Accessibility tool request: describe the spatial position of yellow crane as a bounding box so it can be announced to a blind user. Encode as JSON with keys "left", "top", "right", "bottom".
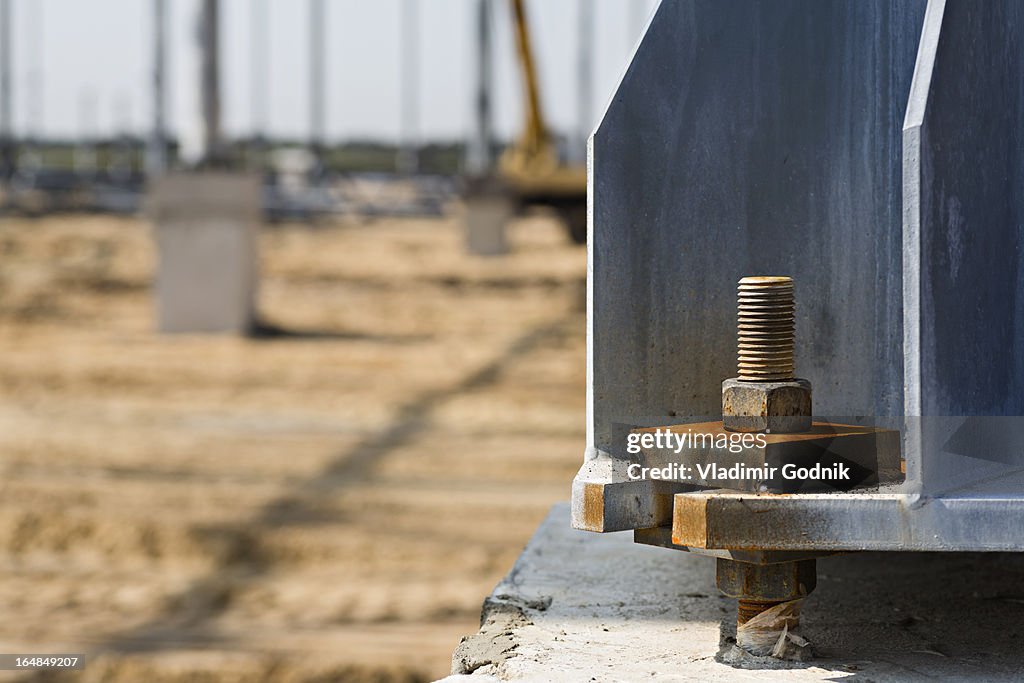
{"left": 499, "top": 0, "right": 587, "bottom": 244}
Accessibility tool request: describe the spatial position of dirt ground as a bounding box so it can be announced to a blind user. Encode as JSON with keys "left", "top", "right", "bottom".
{"left": 0, "top": 210, "right": 586, "bottom": 682}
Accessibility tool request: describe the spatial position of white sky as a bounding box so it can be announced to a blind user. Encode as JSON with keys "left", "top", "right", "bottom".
{"left": 9, "top": 0, "right": 658, "bottom": 143}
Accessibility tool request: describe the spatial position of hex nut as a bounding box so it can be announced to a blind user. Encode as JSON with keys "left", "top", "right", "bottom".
{"left": 716, "top": 558, "right": 817, "bottom": 601}
{"left": 722, "top": 378, "right": 812, "bottom": 433}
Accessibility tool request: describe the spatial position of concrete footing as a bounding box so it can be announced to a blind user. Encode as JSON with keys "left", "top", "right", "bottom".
{"left": 443, "top": 503, "right": 1024, "bottom": 681}
{"left": 147, "top": 171, "right": 261, "bottom": 334}
{"left": 464, "top": 192, "right": 511, "bottom": 256}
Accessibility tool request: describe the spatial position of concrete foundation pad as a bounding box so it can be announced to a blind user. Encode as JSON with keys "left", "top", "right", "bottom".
{"left": 444, "top": 503, "right": 1024, "bottom": 681}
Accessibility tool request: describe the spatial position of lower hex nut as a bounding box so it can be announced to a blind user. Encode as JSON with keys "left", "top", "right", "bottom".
{"left": 716, "top": 558, "right": 817, "bottom": 604}
{"left": 722, "top": 378, "right": 812, "bottom": 433}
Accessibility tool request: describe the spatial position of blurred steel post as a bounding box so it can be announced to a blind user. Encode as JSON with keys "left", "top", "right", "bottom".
{"left": 74, "top": 88, "right": 97, "bottom": 176}
{"left": 250, "top": 0, "right": 268, "bottom": 166}
{"left": 397, "top": 0, "right": 419, "bottom": 175}
{"left": 0, "top": 0, "right": 11, "bottom": 180}
{"left": 147, "top": 0, "right": 167, "bottom": 177}
{"left": 23, "top": 0, "right": 42, "bottom": 173}
{"left": 309, "top": 0, "right": 325, "bottom": 169}
{"left": 575, "top": 0, "right": 593, "bottom": 163}
{"left": 199, "top": 0, "right": 222, "bottom": 165}
{"left": 466, "top": 0, "right": 492, "bottom": 176}
{"left": 462, "top": 0, "right": 507, "bottom": 256}
{"left": 111, "top": 91, "right": 133, "bottom": 182}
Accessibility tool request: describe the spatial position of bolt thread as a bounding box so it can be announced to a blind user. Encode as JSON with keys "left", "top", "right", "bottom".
{"left": 736, "top": 599, "right": 784, "bottom": 625}
{"left": 737, "top": 276, "right": 795, "bottom": 382}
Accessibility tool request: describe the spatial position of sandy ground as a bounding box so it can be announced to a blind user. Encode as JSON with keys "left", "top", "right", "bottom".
{"left": 0, "top": 211, "right": 586, "bottom": 682}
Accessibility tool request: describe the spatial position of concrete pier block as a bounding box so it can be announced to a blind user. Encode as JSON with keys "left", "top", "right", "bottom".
{"left": 464, "top": 196, "right": 510, "bottom": 256}
{"left": 464, "top": 182, "right": 511, "bottom": 256}
{"left": 147, "top": 171, "right": 261, "bottom": 334}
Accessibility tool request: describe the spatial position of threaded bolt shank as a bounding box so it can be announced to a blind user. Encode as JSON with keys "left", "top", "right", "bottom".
{"left": 737, "top": 276, "right": 795, "bottom": 382}
{"left": 736, "top": 598, "right": 784, "bottom": 625}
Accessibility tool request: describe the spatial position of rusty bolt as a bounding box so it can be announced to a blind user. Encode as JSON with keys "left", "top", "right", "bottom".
{"left": 723, "top": 276, "right": 812, "bottom": 434}
{"left": 718, "top": 278, "right": 817, "bottom": 634}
